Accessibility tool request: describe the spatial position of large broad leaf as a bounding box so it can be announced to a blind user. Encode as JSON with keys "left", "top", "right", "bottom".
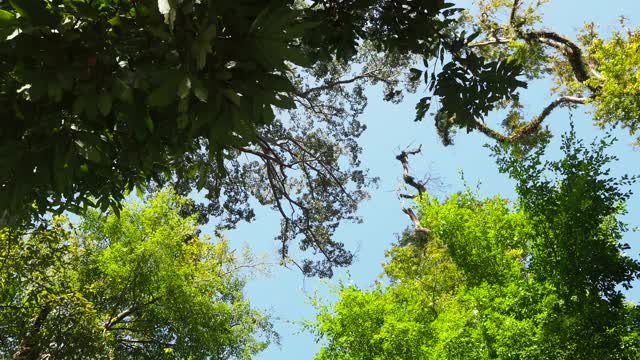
{"left": 9, "top": 0, "right": 56, "bottom": 26}
{"left": 147, "top": 72, "right": 182, "bottom": 107}
{"left": 192, "top": 23, "right": 217, "bottom": 70}
{"left": 0, "top": 9, "right": 16, "bottom": 26}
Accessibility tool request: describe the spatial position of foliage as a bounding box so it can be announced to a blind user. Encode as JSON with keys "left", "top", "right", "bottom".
{"left": 584, "top": 30, "right": 640, "bottom": 143}
{"left": 409, "top": 0, "right": 640, "bottom": 146}
{"left": 307, "top": 129, "right": 640, "bottom": 359}
{"left": 0, "top": 0, "right": 467, "bottom": 276}
{"left": 1, "top": 0, "right": 305, "bottom": 222}
{"left": 4, "top": 0, "right": 637, "bottom": 276}
{"left": 0, "top": 190, "right": 275, "bottom": 359}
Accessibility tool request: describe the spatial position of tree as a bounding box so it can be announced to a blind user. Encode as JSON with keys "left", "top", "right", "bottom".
{"left": 306, "top": 128, "right": 640, "bottom": 359}
{"left": 0, "top": 190, "right": 276, "bottom": 359}
{"left": 0, "top": 0, "right": 465, "bottom": 276}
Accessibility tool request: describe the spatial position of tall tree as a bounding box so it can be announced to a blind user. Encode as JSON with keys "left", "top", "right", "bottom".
{"left": 306, "top": 128, "right": 640, "bottom": 359}
{"left": 0, "top": 190, "right": 275, "bottom": 359}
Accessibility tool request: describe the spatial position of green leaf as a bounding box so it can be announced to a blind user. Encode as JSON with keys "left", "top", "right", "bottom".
{"left": 108, "top": 16, "right": 121, "bottom": 27}
{"left": 281, "top": 46, "right": 313, "bottom": 67}
{"left": 113, "top": 78, "right": 133, "bottom": 103}
{"left": 147, "top": 71, "right": 182, "bottom": 107}
{"left": 272, "top": 95, "right": 295, "bottom": 109}
{"left": 409, "top": 68, "right": 423, "bottom": 82}
{"left": 97, "top": 94, "right": 112, "bottom": 116}
{"left": 75, "top": 140, "right": 102, "bottom": 163}
{"left": 222, "top": 89, "right": 241, "bottom": 107}
{"left": 145, "top": 116, "right": 155, "bottom": 132}
{"left": 196, "top": 170, "right": 208, "bottom": 190}
{"left": 177, "top": 76, "right": 191, "bottom": 99}
{"left": 191, "top": 24, "right": 217, "bottom": 70}
{"left": 9, "top": 0, "right": 56, "bottom": 26}
{"left": 148, "top": 84, "right": 175, "bottom": 107}
{"left": 268, "top": 74, "right": 295, "bottom": 92}
{"left": 0, "top": 9, "right": 16, "bottom": 26}
{"left": 285, "top": 20, "right": 322, "bottom": 37}
{"left": 193, "top": 79, "right": 208, "bottom": 102}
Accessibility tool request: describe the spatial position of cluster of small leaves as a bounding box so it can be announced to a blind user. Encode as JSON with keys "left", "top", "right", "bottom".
{"left": 493, "top": 126, "right": 640, "bottom": 299}
{"left": 308, "top": 130, "right": 640, "bottom": 359}
{"left": 416, "top": 46, "right": 528, "bottom": 145}
{"left": 0, "top": 190, "right": 275, "bottom": 359}
{"left": 301, "top": 0, "right": 459, "bottom": 61}
{"left": 471, "top": 0, "right": 552, "bottom": 78}
{"left": 585, "top": 31, "right": 640, "bottom": 143}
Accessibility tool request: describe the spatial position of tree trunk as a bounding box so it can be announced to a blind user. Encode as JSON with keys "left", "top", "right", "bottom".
{"left": 12, "top": 305, "right": 50, "bottom": 360}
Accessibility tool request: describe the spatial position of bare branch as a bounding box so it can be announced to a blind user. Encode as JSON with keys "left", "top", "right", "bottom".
{"left": 104, "top": 297, "right": 160, "bottom": 331}
{"left": 469, "top": 38, "right": 511, "bottom": 48}
{"left": 395, "top": 147, "right": 432, "bottom": 237}
{"left": 235, "top": 146, "right": 284, "bottom": 166}
{"left": 402, "top": 207, "right": 431, "bottom": 237}
{"left": 503, "top": 0, "right": 597, "bottom": 89}
{"left": 298, "top": 71, "right": 392, "bottom": 97}
{"left": 395, "top": 146, "right": 426, "bottom": 196}
{"left": 118, "top": 339, "right": 176, "bottom": 347}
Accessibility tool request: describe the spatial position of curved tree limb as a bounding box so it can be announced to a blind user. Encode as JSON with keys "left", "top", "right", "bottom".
{"left": 468, "top": 38, "right": 511, "bottom": 48}
{"left": 521, "top": 30, "right": 593, "bottom": 86}
{"left": 474, "top": 96, "right": 589, "bottom": 142}
{"left": 475, "top": 1, "right": 598, "bottom": 89}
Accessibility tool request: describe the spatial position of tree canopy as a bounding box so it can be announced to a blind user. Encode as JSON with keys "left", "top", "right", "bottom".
{"left": 3, "top": 0, "right": 640, "bottom": 276}
{"left": 414, "top": 0, "right": 640, "bottom": 146}
{"left": 0, "top": 190, "right": 275, "bottom": 359}
{"left": 306, "top": 128, "right": 640, "bottom": 359}
{"left": 0, "top": 0, "right": 467, "bottom": 275}
{"left": 2, "top": 0, "right": 640, "bottom": 357}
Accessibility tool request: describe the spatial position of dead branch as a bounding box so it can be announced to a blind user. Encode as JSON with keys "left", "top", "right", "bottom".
{"left": 395, "top": 146, "right": 426, "bottom": 196}
{"left": 395, "top": 146, "right": 431, "bottom": 237}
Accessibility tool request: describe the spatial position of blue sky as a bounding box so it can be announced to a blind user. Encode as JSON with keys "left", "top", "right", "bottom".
{"left": 220, "top": 1, "right": 640, "bottom": 358}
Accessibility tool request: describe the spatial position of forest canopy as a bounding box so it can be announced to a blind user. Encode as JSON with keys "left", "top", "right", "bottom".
{"left": 3, "top": 0, "right": 640, "bottom": 275}
{"left": 2, "top": 0, "right": 640, "bottom": 358}
{"left": 306, "top": 129, "right": 640, "bottom": 359}
{"left": 1, "top": 190, "right": 275, "bottom": 359}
